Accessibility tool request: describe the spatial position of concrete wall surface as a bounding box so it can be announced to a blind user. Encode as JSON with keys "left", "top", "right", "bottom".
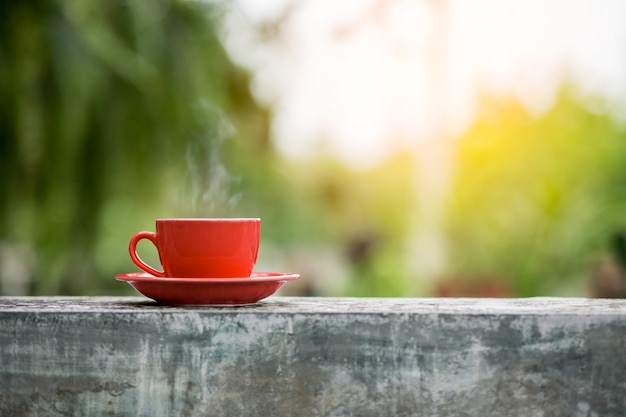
{"left": 0, "top": 296, "right": 625, "bottom": 417}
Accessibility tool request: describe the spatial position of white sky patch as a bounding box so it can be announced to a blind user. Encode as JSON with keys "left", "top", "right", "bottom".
{"left": 220, "top": 0, "right": 626, "bottom": 167}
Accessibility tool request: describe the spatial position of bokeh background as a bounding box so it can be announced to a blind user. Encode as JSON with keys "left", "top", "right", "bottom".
{"left": 2, "top": 0, "right": 626, "bottom": 298}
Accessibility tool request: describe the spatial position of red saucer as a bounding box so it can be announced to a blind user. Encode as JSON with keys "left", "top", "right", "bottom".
{"left": 115, "top": 272, "right": 300, "bottom": 306}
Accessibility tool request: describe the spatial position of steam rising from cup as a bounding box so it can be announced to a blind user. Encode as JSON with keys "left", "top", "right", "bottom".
{"left": 178, "top": 100, "right": 241, "bottom": 216}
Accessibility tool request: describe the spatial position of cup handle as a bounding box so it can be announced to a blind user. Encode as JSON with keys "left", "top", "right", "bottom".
{"left": 129, "top": 231, "right": 165, "bottom": 277}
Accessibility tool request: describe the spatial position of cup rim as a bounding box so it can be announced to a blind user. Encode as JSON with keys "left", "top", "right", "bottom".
{"left": 156, "top": 218, "right": 260, "bottom": 222}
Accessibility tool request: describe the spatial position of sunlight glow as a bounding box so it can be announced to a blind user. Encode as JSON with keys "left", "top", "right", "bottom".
{"left": 222, "top": 0, "right": 626, "bottom": 167}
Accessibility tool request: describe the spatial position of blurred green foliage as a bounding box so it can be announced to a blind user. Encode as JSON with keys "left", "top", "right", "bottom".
{"left": 1, "top": 1, "right": 625, "bottom": 298}
{"left": 445, "top": 88, "right": 626, "bottom": 296}
{"left": 0, "top": 0, "right": 297, "bottom": 294}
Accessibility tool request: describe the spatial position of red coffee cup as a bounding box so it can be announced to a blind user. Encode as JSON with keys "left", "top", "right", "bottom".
{"left": 129, "top": 218, "right": 260, "bottom": 278}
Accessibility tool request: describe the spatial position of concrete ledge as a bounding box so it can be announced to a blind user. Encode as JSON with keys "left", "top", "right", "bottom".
{"left": 1, "top": 296, "right": 625, "bottom": 416}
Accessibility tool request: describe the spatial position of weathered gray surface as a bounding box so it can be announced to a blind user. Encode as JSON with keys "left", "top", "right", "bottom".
{"left": 1, "top": 296, "right": 625, "bottom": 417}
